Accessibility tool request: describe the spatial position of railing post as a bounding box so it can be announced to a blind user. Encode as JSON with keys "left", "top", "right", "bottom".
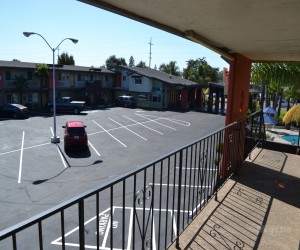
{"left": 176, "top": 150, "right": 183, "bottom": 249}
{"left": 78, "top": 200, "right": 85, "bottom": 250}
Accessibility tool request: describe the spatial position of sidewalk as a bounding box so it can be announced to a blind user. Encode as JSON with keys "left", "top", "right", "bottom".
{"left": 169, "top": 148, "right": 300, "bottom": 250}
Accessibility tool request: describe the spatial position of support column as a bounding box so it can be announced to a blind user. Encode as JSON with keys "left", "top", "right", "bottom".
{"left": 222, "top": 53, "right": 252, "bottom": 179}
{"left": 181, "top": 88, "right": 188, "bottom": 109}
{"left": 225, "top": 54, "right": 252, "bottom": 125}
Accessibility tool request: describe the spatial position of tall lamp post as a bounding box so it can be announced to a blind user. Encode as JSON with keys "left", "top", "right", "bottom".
{"left": 23, "top": 32, "right": 78, "bottom": 143}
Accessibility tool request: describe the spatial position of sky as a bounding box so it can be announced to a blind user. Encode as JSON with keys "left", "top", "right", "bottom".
{"left": 1, "top": 0, "right": 229, "bottom": 72}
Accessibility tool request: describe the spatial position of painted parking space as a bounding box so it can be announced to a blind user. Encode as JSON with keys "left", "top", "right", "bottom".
{"left": 0, "top": 109, "right": 225, "bottom": 232}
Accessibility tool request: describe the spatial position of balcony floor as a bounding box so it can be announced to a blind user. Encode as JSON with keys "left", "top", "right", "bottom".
{"left": 169, "top": 148, "right": 300, "bottom": 250}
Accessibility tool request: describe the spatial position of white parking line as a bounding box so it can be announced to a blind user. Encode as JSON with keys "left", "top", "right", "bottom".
{"left": 17, "top": 131, "right": 25, "bottom": 184}
{"left": 176, "top": 167, "right": 217, "bottom": 171}
{"left": 139, "top": 114, "right": 191, "bottom": 127}
{"left": 50, "top": 126, "right": 54, "bottom": 136}
{"left": 150, "top": 183, "right": 212, "bottom": 188}
{"left": 88, "top": 140, "right": 101, "bottom": 156}
{"left": 109, "top": 117, "right": 147, "bottom": 141}
{"left": 0, "top": 142, "right": 50, "bottom": 156}
{"left": 136, "top": 114, "right": 177, "bottom": 130}
{"left": 93, "top": 120, "right": 127, "bottom": 147}
{"left": 56, "top": 144, "right": 68, "bottom": 168}
{"left": 123, "top": 115, "right": 164, "bottom": 135}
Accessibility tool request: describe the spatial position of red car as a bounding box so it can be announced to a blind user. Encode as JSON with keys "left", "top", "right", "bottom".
{"left": 62, "top": 121, "right": 88, "bottom": 150}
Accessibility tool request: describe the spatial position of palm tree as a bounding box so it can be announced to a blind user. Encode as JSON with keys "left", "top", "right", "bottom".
{"left": 13, "top": 75, "right": 28, "bottom": 104}
{"left": 251, "top": 62, "right": 300, "bottom": 115}
{"left": 159, "top": 61, "right": 181, "bottom": 76}
{"left": 34, "top": 64, "right": 49, "bottom": 108}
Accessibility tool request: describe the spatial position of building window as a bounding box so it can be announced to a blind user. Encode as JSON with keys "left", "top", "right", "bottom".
{"left": 152, "top": 95, "right": 161, "bottom": 103}
{"left": 123, "top": 76, "right": 126, "bottom": 81}
{"left": 25, "top": 93, "right": 38, "bottom": 103}
{"left": 6, "top": 94, "right": 18, "bottom": 103}
{"left": 134, "top": 78, "right": 142, "bottom": 84}
{"left": 5, "top": 71, "right": 11, "bottom": 80}
{"left": 90, "top": 75, "right": 94, "bottom": 82}
{"left": 78, "top": 74, "right": 81, "bottom": 81}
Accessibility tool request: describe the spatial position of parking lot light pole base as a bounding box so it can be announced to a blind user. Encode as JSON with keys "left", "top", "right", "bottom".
{"left": 51, "top": 136, "right": 60, "bottom": 144}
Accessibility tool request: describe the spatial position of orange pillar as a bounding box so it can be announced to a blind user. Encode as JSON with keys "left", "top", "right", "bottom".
{"left": 225, "top": 54, "right": 252, "bottom": 125}
{"left": 222, "top": 54, "right": 252, "bottom": 178}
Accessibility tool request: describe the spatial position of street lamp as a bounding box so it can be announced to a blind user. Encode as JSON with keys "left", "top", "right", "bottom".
{"left": 23, "top": 32, "right": 78, "bottom": 143}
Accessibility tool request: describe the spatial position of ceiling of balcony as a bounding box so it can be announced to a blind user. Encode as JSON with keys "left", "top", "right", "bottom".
{"left": 78, "top": 0, "right": 300, "bottom": 63}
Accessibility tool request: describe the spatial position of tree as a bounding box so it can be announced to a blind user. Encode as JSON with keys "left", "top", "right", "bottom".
{"left": 136, "top": 61, "right": 147, "bottom": 68}
{"left": 34, "top": 64, "right": 49, "bottom": 108}
{"left": 159, "top": 61, "right": 181, "bottom": 76}
{"left": 251, "top": 62, "right": 300, "bottom": 114}
{"left": 58, "top": 52, "right": 75, "bottom": 65}
{"left": 182, "top": 57, "right": 219, "bottom": 83}
{"left": 129, "top": 56, "right": 135, "bottom": 67}
{"left": 13, "top": 75, "right": 28, "bottom": 104}
{"left": 105, "top": 55, "right": 127, "bottom": 69}
{"left": 12, "top": 59, "right": 20, "bottom": 62}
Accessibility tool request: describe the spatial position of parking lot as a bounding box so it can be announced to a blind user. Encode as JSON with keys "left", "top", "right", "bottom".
{"left": 0, "top": 107, "right": 225, "bottom": 232}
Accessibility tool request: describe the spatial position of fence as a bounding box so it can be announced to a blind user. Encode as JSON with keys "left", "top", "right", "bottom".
{"left": 0, "top": 111, "right": 264, "bottom": 250}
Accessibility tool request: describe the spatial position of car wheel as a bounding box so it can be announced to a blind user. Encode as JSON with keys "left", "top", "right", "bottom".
{"left": 124, "top": 103, "right": 128, "bottom": 108}
{"left": 74, "top": 108, "right": 79, "bottom": 114}
{"left": 13, "top": 113, "right": 18, "bottom": 119}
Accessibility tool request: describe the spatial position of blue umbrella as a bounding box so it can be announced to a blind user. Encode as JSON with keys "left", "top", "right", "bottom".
{"left": 263, "top": 106, "right": 277, "bottom": 115}
{"left": 256, "top": 114, "right": 277, "bottom": 125}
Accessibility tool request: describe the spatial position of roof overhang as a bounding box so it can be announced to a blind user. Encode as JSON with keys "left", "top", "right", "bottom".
{"left": 78, "top": 0, "right": 300, "bottom": 63}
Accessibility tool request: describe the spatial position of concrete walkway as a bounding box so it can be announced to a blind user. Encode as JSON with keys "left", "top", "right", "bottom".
{"left": 169, "top": 148, "right": 300, "bottom": 250}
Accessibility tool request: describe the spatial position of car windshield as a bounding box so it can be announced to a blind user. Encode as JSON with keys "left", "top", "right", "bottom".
{"left": 68, "top": 127, "right": 85, "bottom": 135}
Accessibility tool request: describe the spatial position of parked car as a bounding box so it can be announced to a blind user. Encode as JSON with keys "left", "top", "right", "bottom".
{"left": 49, "top": 97, "right": 86, "bottom": 114}
{"left": 0, "top": 103, "right": 29, "bottom": 119}
{"left": 115, "top": 95, "right": 136, "bottom": 108}
{"left": 62, "top": 121, "right": 88, "bottom": 151}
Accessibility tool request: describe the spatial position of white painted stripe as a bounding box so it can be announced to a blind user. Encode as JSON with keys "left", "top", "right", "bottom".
{"left": 109, "top": 117, "right": 147, "bottom": 141}
{"left": 150, "top": 183, "right": 211, "bottom": 188}
{"left": 56, "top": 144, "right": 68, "bottom": 168}
{"left": 102, "top": 207, "right": 114, "bottom": 248}
{"left": 50, "top": 126, "right": 54, "bottom": 136}
{"left": 123, "top": 115, "right": 164, "bottom": 135}
{"left": 140, "top": 114, "right": 190, "bottom": 127}
{"left": 127, "top": 208, "right": 133, "bottom": 250}
{"left": 176, "top": 167, "right": 217, "bottom": 171}
{"left": 93, "top": 120, "right": 127, "bottom": 147}
{"left": 189, "top": 199, "right": 206, "bottom": 218}
{"left": 88, "top": 140, "right": 101, "bottom": 156}
{"left": 0, "top": 142, "right": 50, "bottom": 156}
{"left": 17, "top": 131, "right": 25, "bottom": 184}
{"left": 171, "top": 211, "right": 177, "bottom": 236}
{"left": 136, "top": 113, "right": 176, "bottom": 130}
{"left": 152, "top": 212, "right": 157, "bottom": 250}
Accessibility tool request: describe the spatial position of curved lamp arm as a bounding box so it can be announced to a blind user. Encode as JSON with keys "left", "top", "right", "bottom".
{"left": 23, "top": 32, "right": 78, "bottom": 52}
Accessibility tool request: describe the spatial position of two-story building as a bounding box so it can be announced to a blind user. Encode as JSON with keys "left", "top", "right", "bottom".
{"left": 0, "top": 60, "right": 216, "bottom": 111}
{"left": 0, "top": 60, "right": 115, "bottom": 109}
{"left": 114, "top": 65, "right": 205, "bottom": 110}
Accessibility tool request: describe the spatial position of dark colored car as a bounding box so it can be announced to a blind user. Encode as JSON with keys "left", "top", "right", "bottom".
{"left": 0, "top": 103, "right": 29, "bottom": 119}
{"left": 115, "top": 95, "right": 136, "bottom": 108}
{"left": 62, "top": 121, "right": 88, "bottom": 151}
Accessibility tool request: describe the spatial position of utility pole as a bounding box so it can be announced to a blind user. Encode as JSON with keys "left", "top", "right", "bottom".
{"left": 149, "top": 38, "right": 153, "bottom": 68}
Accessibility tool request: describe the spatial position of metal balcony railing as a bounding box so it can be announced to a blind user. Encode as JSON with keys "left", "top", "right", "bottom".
{"left": 0, "top": 111, "right": 265, "bottom": 250}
